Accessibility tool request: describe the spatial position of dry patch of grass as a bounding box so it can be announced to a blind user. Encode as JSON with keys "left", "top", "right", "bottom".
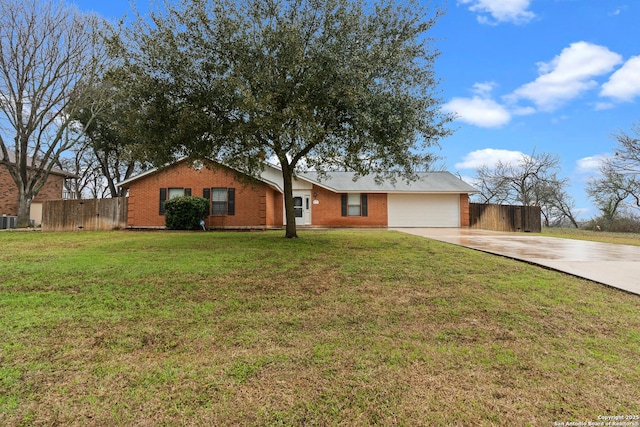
{"left": 1, "top": 230, "right": 639, "bottom": 425}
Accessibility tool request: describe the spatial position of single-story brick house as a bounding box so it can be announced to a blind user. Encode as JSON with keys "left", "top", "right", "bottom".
{"left": 0, "top": 152, "right": 72, "bottom": 226}
{"left": 117, "top": 158, "right": 478, "bottom": 229}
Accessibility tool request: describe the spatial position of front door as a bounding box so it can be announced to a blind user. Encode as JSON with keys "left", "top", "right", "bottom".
{"left": 293, "top": 194, "right": 311, "bottom": 225}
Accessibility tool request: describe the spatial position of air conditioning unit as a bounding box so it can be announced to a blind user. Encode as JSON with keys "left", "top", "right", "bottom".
{"left": 0, "top": 216, "right": 18, "bottom": 229}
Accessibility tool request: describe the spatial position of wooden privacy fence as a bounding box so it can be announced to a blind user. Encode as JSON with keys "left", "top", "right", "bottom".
{"left": 42, "top": 197, "right": 127, "bottom": 232}
{"left": 469, "top": 203, "right": 541, "bottom": 233}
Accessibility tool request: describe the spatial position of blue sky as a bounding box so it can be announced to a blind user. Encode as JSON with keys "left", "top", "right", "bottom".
{"left": 73, "top": 0, "right": 640, "bottom": 219}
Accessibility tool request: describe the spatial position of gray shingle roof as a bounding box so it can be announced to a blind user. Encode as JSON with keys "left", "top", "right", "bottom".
{"left": 298, "top": 171, "right": 478, "bottom": 193}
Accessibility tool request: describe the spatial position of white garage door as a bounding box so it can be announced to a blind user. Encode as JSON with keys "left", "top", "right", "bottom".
{"left": 388, "top": 194, "right": 460, "bottom": 227}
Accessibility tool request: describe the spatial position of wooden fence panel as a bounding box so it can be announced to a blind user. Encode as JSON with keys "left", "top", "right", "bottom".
{"left": 469, "top": 203, "right": 541, "bottom": 233}
{"left": 42, "top": 197, "right": 127, "bottom": 232}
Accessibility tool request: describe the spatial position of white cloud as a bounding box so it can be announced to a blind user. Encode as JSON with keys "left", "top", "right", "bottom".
{"left": 444, "top": 82, "right": 512, "bottom": 128}
{"left": 511, "top": 106, "right": 536, "bottom": 116}
{"left": 509, "top": 42, "right": 623, "bottom": 111}
{"left": 458, "top": 0, "right": 535, "bottom": 25}
{"left": 608, "top": 6, "right": 627, "bottom": 16}
{"left": 471, "top": 81, "right": 498, "bottom": 97}
{"left": 594, "top": 102, "right": 615, "bottom": 111}
{"left": 455, "top": 148, "right": 525, "bottom": 170}
{"left": 576, "top": 154, "right": 609, "bottom": 174}
{"left": 443, "top": 97, "right": 511, "bottom": 128}
{"left": 550, "top": 115, "right": 569, "bottom": 124}
{"left": 600, "top": 56, "right": 640, "bottom": 102}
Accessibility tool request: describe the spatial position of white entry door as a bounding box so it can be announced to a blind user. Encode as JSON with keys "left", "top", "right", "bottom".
{"left": 293, "top": 194, "right": 312, "bottom": 225}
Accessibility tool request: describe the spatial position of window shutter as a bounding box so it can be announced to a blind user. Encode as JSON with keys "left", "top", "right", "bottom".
{"left": 227, "top": 188, "right": 235, "bottom": 215}
{"left": 159, "top": 188, "right": 167, "bottom": 214}
{"left": 203, "top": 188, "right": 211, "bottom": 215}
{"left": 361, "top": 194, "right": 368, "bottom": 217}
{"left": 184, "top": 188, "right": 192, "bottom": 196}
{"left": 341, "top": 194, "right": 347, "bottom": 217}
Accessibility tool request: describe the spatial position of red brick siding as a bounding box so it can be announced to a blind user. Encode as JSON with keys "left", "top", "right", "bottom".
{"left": 460, "top": 194, "right": 470, "bottom": 227}
{"left": 310, "top": 185, "right": 387, "bottom": 227}
{"left": 34, "top": 175, "right": 65, "bottom": 202}
{"left": 265, "top": 187, "right": 284, "bottom": 227}
{"left": 1, "top": 165, "right": 64, "bottom": 215}
{"left": 124, "top": 160, "right": 280, "bottom": 228}
{"left": 0, "top": 166, "right": 17, "bottom": 215}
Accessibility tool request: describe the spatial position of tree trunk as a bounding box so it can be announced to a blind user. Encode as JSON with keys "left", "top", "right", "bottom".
{"left": 541, "top": 209, "right": 550, "bottom": 228}
{"left": 281, "top": 165, "right": 298, "bottom": 238}
{"left": 16, "top": 187, "right": 33, "bottom": 228}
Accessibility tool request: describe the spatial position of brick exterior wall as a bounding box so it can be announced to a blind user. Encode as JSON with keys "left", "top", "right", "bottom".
{"left": 0, "top": 164, "right": 65, "bottom": 216}
{"left": 265, "top": 187, "right": 283, "bottom": 227}
{"left": 310, "top": 185, "right": 387, "bottom": 227}
{"left": 459, "top": 193, "right": 470, "bottom": 227}
{"left": 123, "top": 159, "right": 283, "bottom": 229}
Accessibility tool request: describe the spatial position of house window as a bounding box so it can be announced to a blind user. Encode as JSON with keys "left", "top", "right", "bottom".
{"left": 169, "top": 188, "right": 187, "bottom": 199}
{"left": 159, "top": 187, "right": 191, "bottom": 214}
{"left": 341, "top": 193, "right": 368, "bottom": 217}
{"left": 211, "top": 188, "right": 228, "bottom": 215}
{"left": 202, "top": 187, "right": 235, "bottom": 216}
{"left": 293, "top": 196, "right": 303, "bottom": 218}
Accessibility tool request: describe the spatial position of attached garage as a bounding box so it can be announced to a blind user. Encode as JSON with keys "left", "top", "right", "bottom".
{"left": 388, "top": 193, "right": 461, "bottom": 227}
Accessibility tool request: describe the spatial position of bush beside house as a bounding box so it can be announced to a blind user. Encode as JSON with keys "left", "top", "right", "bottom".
{"left": 164, "top": 196, "right": 209, "bottom": 230}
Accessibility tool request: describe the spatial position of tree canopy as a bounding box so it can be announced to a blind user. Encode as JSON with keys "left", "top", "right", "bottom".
{"left": 117, "top": 0, "right": 452, "bottom": 237}
{"left": 73, "top": 76, "right": 146, "bottom": 198}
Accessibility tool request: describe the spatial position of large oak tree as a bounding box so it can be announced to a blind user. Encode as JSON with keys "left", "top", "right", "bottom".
{"left": 118, "top": 0, "right": 452, "bottom": 237}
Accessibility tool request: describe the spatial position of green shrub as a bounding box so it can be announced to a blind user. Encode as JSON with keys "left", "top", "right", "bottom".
{"left": 164, "top": 196, "right": 209, "bottom": 230}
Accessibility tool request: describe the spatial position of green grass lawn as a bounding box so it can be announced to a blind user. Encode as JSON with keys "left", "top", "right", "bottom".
{"left": 1, "top": 230, "right": 639, "bottom": 426}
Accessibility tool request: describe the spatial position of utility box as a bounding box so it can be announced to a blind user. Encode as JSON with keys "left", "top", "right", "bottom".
{"left": 0, "top": 216, "right": 18, "bottom": 229}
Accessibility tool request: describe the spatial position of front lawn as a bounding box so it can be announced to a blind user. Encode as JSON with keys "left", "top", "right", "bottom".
{"left": 1, "top": 230, "right": 638, "bottom": 425}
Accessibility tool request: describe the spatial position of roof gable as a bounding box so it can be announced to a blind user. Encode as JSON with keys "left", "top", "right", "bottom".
{"left": 117, "top": 158, "right": 285, "bottom": 192}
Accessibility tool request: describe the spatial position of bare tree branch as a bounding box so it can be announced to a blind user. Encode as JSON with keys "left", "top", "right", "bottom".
{"left": 0, "top": 0, "right": 113, "bottom": 226}
{"left": 473, "top": 151, "right": 578, "bottom": 227}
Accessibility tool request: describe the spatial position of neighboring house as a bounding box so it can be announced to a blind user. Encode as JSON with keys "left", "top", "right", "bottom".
{"left": 0, "top": 152, "right": 73, "bottom": 226}
{"left": 117, "top": 158, "right": 478, "bottom": 229}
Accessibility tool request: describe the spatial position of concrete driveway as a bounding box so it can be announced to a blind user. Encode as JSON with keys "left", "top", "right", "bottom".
{"left": 392, "top": 228, "right": 640, "bottom": 296}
